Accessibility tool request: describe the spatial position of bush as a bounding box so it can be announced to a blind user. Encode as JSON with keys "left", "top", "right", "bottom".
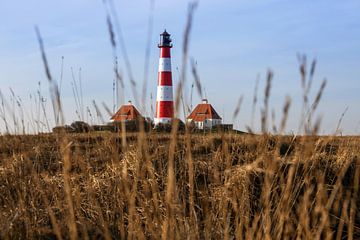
{"left": 52, "top": 125, "right": 74, "bottom": 133}
{"left": 70, "top": 121, "right": 91, "bottom": 133}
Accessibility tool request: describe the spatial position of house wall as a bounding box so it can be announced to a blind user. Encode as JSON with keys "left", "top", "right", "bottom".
{"left": 194, "top": 118, "right": 222, "bottom": 130}
{"left": 204, "top": 119, "right": 212, "bottom": 129}
{"left": 195, "top": 121, "right": 203, "bottom": 129}
{"left": 208, "top": 119, "right": 222, "bottom": 128}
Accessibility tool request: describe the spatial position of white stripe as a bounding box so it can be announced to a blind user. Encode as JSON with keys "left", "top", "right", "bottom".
{"left": 156, "top": 86, "right": 173, "bottom": 101}
{"left": 158, "top": 58, "right": 172, "bottom": 72}
{"left": 154, "top": 117, "right": 172, "bottom": 125}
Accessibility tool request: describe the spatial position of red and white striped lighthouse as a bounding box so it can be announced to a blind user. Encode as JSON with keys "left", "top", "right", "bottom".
{"left": 155, "top": 30, "right": 174, "bottom": 125}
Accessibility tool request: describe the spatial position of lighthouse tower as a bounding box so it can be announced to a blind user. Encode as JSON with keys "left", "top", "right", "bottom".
{"left": 154, "top": 30, "right": 174, "bottom": 125}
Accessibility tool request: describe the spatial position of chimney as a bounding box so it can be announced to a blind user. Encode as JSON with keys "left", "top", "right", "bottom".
{"left": 202, "top": 99, "right": 208, "bottom": 104}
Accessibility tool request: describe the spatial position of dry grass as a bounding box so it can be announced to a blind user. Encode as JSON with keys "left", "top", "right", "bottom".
{"left": 1, "top": 2, "right": 358, "bottom": 239}
{"left": 0, "top": 132, "right": 359, "bottom": 239}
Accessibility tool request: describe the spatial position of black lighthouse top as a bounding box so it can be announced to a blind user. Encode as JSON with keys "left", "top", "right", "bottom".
{"left": 158, "top": 30, "right": 172, "bottom": 48}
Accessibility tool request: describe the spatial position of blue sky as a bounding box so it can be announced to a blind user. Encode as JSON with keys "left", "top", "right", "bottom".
{"left": 0, "top": 0, "right": 359, "bottom": 134}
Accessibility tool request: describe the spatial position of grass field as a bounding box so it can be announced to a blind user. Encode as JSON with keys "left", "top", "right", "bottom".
{"left": 0, "top": 132, "right": 359, "bottom": 239}
{"left": 1, "top": 2, "right": 359, "bottom": 239}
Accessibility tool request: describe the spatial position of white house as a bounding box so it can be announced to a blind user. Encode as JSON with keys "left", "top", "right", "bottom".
{"left": 187, "top": 99, "right": 222, "bottom": 129}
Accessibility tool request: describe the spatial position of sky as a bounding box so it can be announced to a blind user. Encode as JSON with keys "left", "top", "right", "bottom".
{"left": 0, "top": 0, "right": 359, "bottom": 135}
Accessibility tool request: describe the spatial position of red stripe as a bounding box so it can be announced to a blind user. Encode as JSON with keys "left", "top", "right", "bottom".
{"left": 158, "top": 72, "right": 173, "bottom": 86}
{"left": 156, "top": 101, "right": 174, "bottom": 118}
{"left": 160, "top": 48, "right": 171, "bottom": 58}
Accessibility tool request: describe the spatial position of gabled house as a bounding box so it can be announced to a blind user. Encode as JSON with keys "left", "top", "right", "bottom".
{"left": 110, "top": 101, "right": 143, "bottom": 122}
{"left": 187, "top": 99, "right": 222, "bottom": 129}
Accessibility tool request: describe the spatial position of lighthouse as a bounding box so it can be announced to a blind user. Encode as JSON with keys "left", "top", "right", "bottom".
{"left": 154, "top": 30, "right": 174, "bottom": 125}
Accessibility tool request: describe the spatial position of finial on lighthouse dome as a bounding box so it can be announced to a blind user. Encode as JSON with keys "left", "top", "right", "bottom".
{"left": 158, "top": 29, "right": 172, "bottom": 48}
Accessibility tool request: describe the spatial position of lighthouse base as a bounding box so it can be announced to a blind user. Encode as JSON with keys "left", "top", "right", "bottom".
{"left": 154, "top": 117, "right": 172, "bottom": 125}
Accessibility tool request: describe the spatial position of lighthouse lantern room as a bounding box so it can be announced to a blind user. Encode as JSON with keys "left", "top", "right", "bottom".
{"left": 158, "top": 30, "right": 172, "bottom": 47}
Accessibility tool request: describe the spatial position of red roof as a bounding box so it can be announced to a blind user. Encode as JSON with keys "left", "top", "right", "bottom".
{"left": 111, "top": 103, "right": 143, "bottom": 122}
{"left": 187, "top": 101, "right": 222, "bottom": 122}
